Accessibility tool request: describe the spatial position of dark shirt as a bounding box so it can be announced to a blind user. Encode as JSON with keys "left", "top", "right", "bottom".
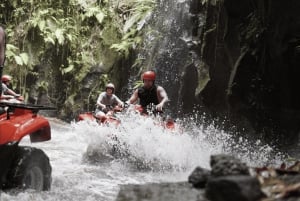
{"left": 137, "top": 85, "right": 159, "bottom": 110}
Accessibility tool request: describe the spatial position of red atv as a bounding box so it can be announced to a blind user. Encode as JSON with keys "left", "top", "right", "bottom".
{"left": 78, "top": 105, "right": 123, "bottom": 127}
{"left": 0, "top": 102, "right": 55, "bottom": 191}
{"left": 78, "top": 104, "right": 177, "bottom": 130}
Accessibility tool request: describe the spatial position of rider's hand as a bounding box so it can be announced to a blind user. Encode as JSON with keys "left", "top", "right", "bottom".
{"left": 17, "top": 96, "right": 24, "bottom": 101}
{"left": 119, "top": 102, "right": 124, "bottom": 108}
{"left": 155, "top": 103, "right": 163, "bottom": 112}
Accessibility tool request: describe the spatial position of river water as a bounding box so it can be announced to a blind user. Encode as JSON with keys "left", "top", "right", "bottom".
{"left": 0, "top": 111, "right": 283, "bottom": 201}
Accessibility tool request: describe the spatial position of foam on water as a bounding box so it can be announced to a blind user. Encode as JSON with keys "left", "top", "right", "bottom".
{"left": 0, "top": 113, "right": 283, "bottom": 201}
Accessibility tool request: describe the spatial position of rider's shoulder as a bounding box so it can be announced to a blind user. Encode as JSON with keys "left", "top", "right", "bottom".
{"left": 156, "top": 85, "right": 165, "bottom": 91}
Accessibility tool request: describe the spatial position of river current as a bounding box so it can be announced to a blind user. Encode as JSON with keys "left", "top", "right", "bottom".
{"left": 0, "top": 111, "right": 282, "bottom": 201}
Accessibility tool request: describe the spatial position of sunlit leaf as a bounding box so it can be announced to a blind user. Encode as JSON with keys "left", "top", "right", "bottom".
{"left": 124, "top": 13, "right": 141, "bottom": 33}
{"left": 6, "top": 44, "right": 19, "bottom": 51}
{"left": 96, "top": 12, "right": 105, "bottom": 23}
{"left": 66, "top": 34, "right": 73, "bottom": 42}
{"left": 137, "top": 11, "right": 151, "bottom": 30}
{"left": 62, "top": 64, "right": 74, "bottom": 74}
{"left": 14, "top": 55, "right": 23, "bottom": 65}
{"left": 55, "top": 29, "right": 65, "bottom": 44}
{"left": 133, "top": 80, "right": 143, "bottom": 89}
{"left": 20, "top": 53, "right": 29, "bottom": 65}
{"left": 38, "top": 20, "right": 46, "bottom": 31}
{"left": 45, "top": 36, "right": 55, "bottom": 45}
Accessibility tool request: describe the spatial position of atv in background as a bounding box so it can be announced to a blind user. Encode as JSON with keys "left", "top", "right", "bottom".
{"left": 0, "top": 102, "right": 55, "bottom": 191}
{"left": 78, "top": 104, "right": 177, "bottom": 130}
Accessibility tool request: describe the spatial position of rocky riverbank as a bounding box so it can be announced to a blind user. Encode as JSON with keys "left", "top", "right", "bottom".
{"left": 116, "top": 154, "right": 300, "bottom": 201}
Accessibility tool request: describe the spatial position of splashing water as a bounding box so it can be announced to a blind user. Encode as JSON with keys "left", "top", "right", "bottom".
{"left": 0, "top": 112, "right": 283, "bottom": 201}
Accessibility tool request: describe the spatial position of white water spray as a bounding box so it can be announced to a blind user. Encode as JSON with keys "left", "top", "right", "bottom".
{"left": 0, "top": 113, "right": 283, "bottom": 201}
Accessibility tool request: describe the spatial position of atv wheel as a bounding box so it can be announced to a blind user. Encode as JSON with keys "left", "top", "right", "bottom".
{"left": 8, "top": 146, "right": 51, "bottom": 191}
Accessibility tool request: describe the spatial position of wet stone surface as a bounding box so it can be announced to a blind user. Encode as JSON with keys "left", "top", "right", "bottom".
{"left": 188, "top": 166, "right": 211, "bottom": 189}
{"left": 116, "top": 182, "right": 208, "bottom": 201}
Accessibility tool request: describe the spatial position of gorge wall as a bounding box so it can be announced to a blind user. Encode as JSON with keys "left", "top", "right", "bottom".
{"left": 186, "top": 0, "right": 300, "bottom": 145}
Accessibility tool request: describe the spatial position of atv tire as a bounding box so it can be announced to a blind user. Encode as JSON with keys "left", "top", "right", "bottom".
{"left": 8, "top": 146, "right": 51, "bottom": 191}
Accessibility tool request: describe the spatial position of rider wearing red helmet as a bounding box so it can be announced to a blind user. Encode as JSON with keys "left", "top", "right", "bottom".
{"left": 127, "top": 70, "right": 169, "bottom": 113}
{"left": 1, "top": 75, "right": 11, "bottom": 82}
{"left": 1, "top": 74, "right": 23, "bottom": 101}
{"left": 95, "top": 83, "right": 124, "bottom": 121}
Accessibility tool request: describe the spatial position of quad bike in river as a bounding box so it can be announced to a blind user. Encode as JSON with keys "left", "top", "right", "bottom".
{"left": 77, "top": 104, "right": 177, "bottom": 130}
{"left": 0, "top": 102, "right": 55, "bottom": 191}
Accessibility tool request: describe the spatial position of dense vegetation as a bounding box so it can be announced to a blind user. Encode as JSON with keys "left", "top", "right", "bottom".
{"left": 0, "top": 0, "right": 155, "bottom": 116}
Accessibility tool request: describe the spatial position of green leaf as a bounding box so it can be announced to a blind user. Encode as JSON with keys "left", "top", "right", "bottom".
{"left": 66, "top": 34, "right": 73, "bottom": 42}
{"left": 6, "top": 44, "right": 18, "bottom": 51}
{"left": 96, "top": 12, "right": 105, "bottom": 23}
{"left": 55, "top": 29, "right": 65, "bottom": 44}
{"left": 45, "top": 36, "right": 55, "bottom": 45}
{"left": 133, "top": 80, "right": 143, "bottom": 89}
{"left": 14, "top": 55, "right": 23, "bottom": 65}
{"left": 123, "top": 13, "right": 141, "bottom": 33}
{"left": 38, "top": 20, "right": 46, "bottom": 31}
{"left": 20, "top": 53, "right": 29, "bottom": 65}
{"left": 62, "top": 64, "right": 74, "bottom": 74}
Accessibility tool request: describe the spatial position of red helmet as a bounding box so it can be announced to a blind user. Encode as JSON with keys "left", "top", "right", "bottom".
{"left": 142, "top": 71, "right": 156, "bottom": 81}
{"left": 2, "top": 75, "right": 12, "bottom": 82}
{"left": 106, "top": 83, "right": 115, "bottom": 92}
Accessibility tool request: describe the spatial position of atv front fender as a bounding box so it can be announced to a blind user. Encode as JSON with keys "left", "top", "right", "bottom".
{"left": 0, "top": 111, "right": 51, "bottom": 144}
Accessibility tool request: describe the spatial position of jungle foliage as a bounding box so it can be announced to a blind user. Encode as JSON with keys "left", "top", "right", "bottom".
{"left": 0, "top": 0, "right": 155, "bottom": 109}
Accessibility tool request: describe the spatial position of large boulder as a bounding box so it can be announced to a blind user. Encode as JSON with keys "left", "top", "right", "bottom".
{"left": 210, "top": 154, "right": 249, "bottom": 177}
{"left": 188, "top": 166, "right": 211, "bottom": 189}
{"left": 205, "top": 175, "right": 266, "bottom": 201}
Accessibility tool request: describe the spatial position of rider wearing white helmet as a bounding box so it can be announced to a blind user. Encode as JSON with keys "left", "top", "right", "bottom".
{"left": 95, "top": 83, "right": 124, "bottom": 121}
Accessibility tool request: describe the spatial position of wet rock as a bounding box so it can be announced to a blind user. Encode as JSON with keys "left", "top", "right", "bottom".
{"left": 116, "top": 182, "right": 208, "bottom": 201}
{"left": 210, "top": 154, "right": 249, "bottom": 177}
{"left": 188, "top": 166, "right": 211, "bottom": 188}
{"left": 279, "top": 175, "right": 300, "bottom": 185}
{"left": 206, "top": 175, "right": 266, "bottom": 201}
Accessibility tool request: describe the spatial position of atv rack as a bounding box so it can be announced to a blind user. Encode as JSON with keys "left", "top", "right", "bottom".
{"left": 0, "top": 102, "right": 56, "bottom": 120}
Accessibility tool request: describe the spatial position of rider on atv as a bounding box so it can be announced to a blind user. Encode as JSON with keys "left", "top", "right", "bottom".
{"left": 126, "top": 70, "right": 169, "bottom": 114}
{"left": 95, "top": 83, "right": 124, "bottom": 122}
{"left": 1, "top": 75, "right": 24, "bottom": 102}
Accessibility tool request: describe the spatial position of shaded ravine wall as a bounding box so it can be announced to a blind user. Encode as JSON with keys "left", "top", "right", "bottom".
{"left": 187, "top": 0, "right": 300, "bottom": 146}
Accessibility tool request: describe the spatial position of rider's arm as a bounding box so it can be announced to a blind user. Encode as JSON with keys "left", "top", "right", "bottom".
{"left": 127, "top": 89, "right": 139, "bottom": 104}
{"left": 96, "top": 93, "right": 106, "bottom": 109}
{"left": 156, "top": 86, "right": 169, "bottom": 111}
{"left": 6, "top": 88, "right": 18, "bottom": 97}
{"left": 0, "top": 94, "right": 14, "bottom": 99}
